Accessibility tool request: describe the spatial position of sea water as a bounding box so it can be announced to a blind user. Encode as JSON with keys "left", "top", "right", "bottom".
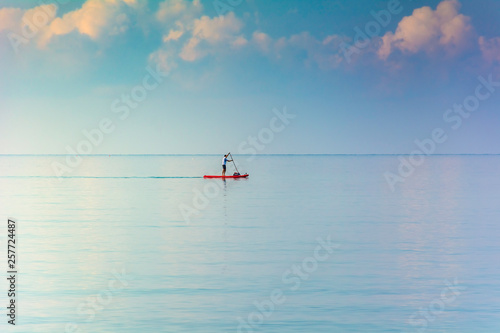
{"left": 0, "top": 155, "right": 499, "bottom": 332}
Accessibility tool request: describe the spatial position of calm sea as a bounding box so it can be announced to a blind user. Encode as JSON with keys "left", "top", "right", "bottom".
{"left": 0, "top": 155, "right": 499, "bottom": 333}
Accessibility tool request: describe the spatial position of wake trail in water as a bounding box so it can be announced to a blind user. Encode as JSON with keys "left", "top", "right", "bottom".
{"left": 0, "top": 176, "right": 203, "bottom": 179}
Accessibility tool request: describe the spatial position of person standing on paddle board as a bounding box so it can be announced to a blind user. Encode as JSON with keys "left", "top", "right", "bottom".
{"left": 222, "top": 154, "right": 232, "bottom": 176}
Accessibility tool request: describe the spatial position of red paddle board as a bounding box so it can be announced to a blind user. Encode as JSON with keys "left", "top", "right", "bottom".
{"left": 204, "top": 174, "right": 249, "bottom": 179}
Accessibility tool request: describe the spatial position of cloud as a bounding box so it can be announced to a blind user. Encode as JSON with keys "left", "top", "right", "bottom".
{"left": 39, "top": 0, "right": 139, "bottom": 46}
{"left": 192, "top": 12, "right": 243, "bottom": 44}
{"left": 232, "top": 35, "right": 248, "bottom": 48}
{"left": 152, "top": 4, "right": 345, "bottom": 71}
{"left": 163, "top": 28, "right": 183, "bottom": 42}
{"left": 479, "top": 36, "right": 500, "bottom": 63}
{"left": 0, "top": 4, "right": 57, "bottom": 53}
{"left": 148, "top": 47, "right": 178, "bottom": 74}
{"left": 378, "top": 0, "right": 474, "bottom": 59}
{"left": 0, "top": 7, "right": 23, "bottom": 32}
{"left": 149, "top": 0, "right": 493, "bottom": 74}
{"left": 178, "top": 12, "right": 245, "bottom": 61}
{"left": 249, "top": 31, "right": 346, "bottom": 70}
{"left": 0, "top": 5, "right": 57, "bottom": 36}
{"left": 252, "top": 31, "right": 273, "bottom": 53}
{"left": 1, "top": 0, "right": 140, "bottom": 51}
{"left": 151, "top": 4, "right": 348, "bottom": 72}
{"left": 156, "top": 0, "right": 202, "bottom": 27}
{"left": 288, "top": 32, "right": 345, "bottom": 70}
{"left": 153, "top": 0, "right": 206, "bottom": 65}
{"left": 150, "top": 0, "right": 198, "bottom": 72}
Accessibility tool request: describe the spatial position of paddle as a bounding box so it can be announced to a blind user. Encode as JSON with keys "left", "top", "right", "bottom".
{"left": 228, "top": 152, "right": 240, "bottom": 175}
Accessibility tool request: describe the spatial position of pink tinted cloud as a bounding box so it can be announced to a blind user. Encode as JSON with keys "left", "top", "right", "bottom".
{"left": 479, "top": 36, "right": 500, "bottom": 63}
{"left": 378, "top": 0, "right": 474, "bottom": 59}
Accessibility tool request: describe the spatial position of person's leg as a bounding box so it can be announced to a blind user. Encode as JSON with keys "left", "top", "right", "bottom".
{"left": 222, "top": 165, "right": 226, "bottom": 176}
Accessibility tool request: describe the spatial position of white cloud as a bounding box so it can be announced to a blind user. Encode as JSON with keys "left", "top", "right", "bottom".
{"left": 378, "top": 0, "right": 474, "bottom": 59}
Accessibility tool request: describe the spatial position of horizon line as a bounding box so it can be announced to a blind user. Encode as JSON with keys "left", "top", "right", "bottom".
{"left": 2, "top": 153, "right": 500, "bottom": 156}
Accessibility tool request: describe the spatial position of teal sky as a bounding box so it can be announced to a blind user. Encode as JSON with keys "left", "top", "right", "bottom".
{"left": 1, "top": 0, "right": 500, "bottom": 154}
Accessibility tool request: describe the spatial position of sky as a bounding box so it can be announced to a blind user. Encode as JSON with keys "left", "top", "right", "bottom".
{"left": 1, "top": 0, "right": 500, "bottom": 154}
